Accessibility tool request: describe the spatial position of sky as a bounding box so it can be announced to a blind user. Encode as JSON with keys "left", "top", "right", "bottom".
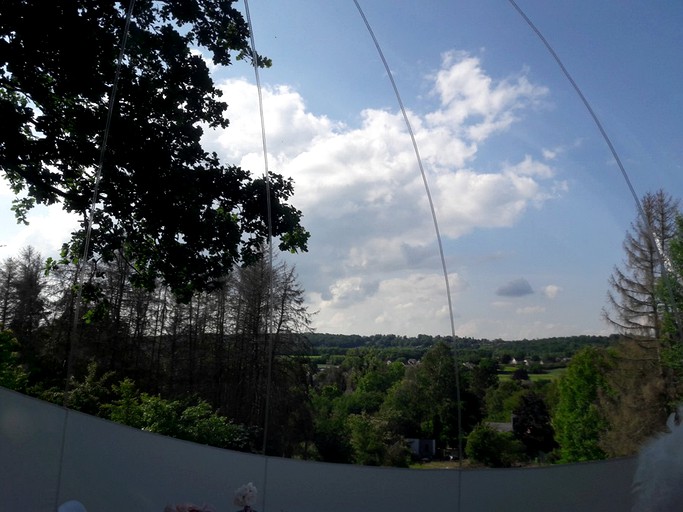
{"left": 1, "top": 0, "right": 682, "bottom": 340}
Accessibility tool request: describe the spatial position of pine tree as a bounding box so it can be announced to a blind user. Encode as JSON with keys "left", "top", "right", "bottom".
{"left": 604, "top": 190, "right": 680, "bottom": 339}
{"left": 600, "top": 190, "right": 683, "bottom": 455}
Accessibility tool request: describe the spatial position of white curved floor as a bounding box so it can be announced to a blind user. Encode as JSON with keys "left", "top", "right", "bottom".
{"left": 0, "top": 387, "right": 636, "bottom": 511}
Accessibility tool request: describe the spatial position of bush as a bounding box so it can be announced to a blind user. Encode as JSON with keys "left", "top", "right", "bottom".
{"left": 511, "top": 368, "right": 530, "bottom": 381}
{"left": 105, "top": 379, "right": 252, "bottom": 451}
{"left": 466, "top": 423, "right": 526, "bottom": 467}
{"left": 0, "top": 329, "right": 28, "bottom": 391}
{"left": 528, "top": 363, "right": 545, "bottom": 375}
{"left": 32, "top": 361, "right": 114, "bottom": 414}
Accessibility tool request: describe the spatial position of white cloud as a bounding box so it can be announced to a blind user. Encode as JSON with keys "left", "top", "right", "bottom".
{"left": 0, "top": 179, "right": 12, "bottom": 197}
{"left": 321, "top": 276, "right": 380, "bottom": 306}
{"left": 426, "top": 51, "right": 548, "bottom": 142}
{"left": 543, "top": 285, "right": 562, "bottom": 299}
{"left": 504, "top": 155, "right": 554, "bottom": 178}
{"left": 0, "top": 206, "right": 79, "bottom": 260}
{"left": 456, "top": 316, "right": 580, "bottom": 340}
{"left": 200, "top": 51, "right": 567, "bottom": 337}
{"left": 542, "top": 148, "right": 557, "bottom": 160}
{"left": 312, "top": 272, "right": 466, "bottom": 335}
{"left": 211, "top": 80, "right": 339, "bottom": 164}
{"left": 0, "top": 176, "right": 80, "bottom": 260}
{"left": 516, "top": 306, "right": 546, "bottom": 315}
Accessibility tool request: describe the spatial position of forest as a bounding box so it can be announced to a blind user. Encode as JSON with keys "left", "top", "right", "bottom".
{"left": 1, "top": 188, "right": 682, "bottom": 468}
{"left": 307, "top": 331, "right": 615, "bottom": 365}
{"left": 0, "top": 250, "right": 612, "bottom": 466}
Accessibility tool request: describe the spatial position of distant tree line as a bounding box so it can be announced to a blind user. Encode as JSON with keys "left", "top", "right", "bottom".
{"left": 308, "top": 331, "right": 616, "bottom": 365}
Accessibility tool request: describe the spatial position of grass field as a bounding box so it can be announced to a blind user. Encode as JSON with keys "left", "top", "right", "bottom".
{"left": 498, "top": 366, "right": 567, "bottom": 382}
{"left": 409, "top": 460, "right": 469, "bottom": 470}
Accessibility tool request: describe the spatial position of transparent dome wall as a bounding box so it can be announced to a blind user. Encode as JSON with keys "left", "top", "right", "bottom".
{"left": 1, "top": 2, "right": 681, "bottom": 512}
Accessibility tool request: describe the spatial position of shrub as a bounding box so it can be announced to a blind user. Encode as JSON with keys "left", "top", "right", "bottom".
{"left": 105, "top": 379, "right": 252, "bottom": 451}
{"left": 0, "top": 329, "right": 28, "bottom": 391}
{"left": 466, "top": 423, "right": 526, "bottom": 467}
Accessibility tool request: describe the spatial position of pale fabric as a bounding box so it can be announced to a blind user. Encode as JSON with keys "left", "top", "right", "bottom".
{"left": 0, "top": 387, "right": 638, "bottom": 511}
{"left": 58, "top": 500, "right": 87, "bottom": 512}
{"left": 632, "top": 407, "right": 683, "bottom": 512}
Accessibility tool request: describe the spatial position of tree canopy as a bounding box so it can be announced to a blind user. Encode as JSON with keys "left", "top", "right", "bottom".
{"left": 0, "top": 0, "right": 309, "bottom": 301}
{"left": 553, "top": 346, "right": 610, "bottom": 462}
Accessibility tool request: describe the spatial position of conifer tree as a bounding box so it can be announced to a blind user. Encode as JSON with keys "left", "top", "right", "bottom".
{"left": 604, "top": 190, "right": 680, "bottom": 339}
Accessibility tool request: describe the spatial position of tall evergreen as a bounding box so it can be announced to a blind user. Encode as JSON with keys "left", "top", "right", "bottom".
{"left": 604, "top": 190, "right": 680, "bottom": 339}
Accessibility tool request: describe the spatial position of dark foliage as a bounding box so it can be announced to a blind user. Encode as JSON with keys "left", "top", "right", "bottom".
{"left": 512, "top": 392, "right": 557, "bottom": 458}
{"left": 0, "top": 0, "right": 309, "bottom": 301}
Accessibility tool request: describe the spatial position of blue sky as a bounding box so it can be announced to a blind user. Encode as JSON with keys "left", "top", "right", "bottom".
{"left": 1, "top": 0, "right": 681, "bottom": 340}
